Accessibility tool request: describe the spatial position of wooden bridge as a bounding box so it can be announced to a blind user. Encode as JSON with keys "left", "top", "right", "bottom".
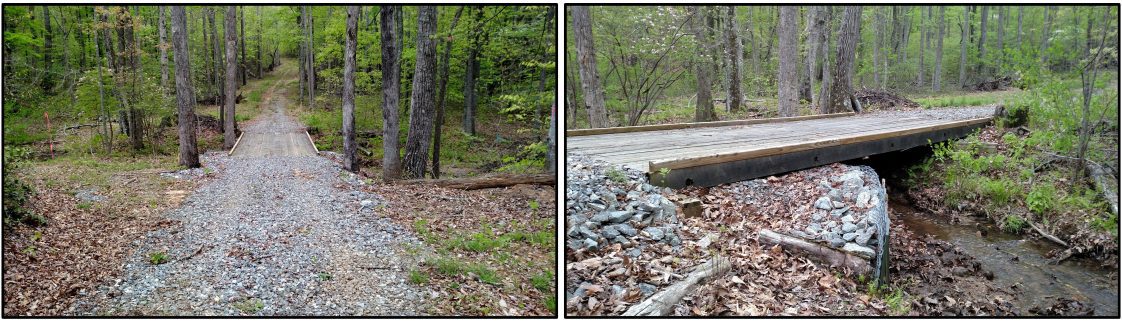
{"left": 567, "top": 107, "right": 996, "bottom": 188}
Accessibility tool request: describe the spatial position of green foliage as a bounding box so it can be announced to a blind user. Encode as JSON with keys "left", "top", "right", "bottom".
{"left": 981, "top": 178, "right": 1019, "bottom": 206}
{"left": 497, "top": 141, "right": 547, "bottom": 173}
{"left": 530, "top": 271, "right": 552, "bottom": 292}
{"left": 316, "top": 272, "right": 333, "bottom": 281}
{"left": 1002, "top": 215, "right": 1027, "bottom": 233}
{"left": 1091, "top": 213, "right": 1118, "bottom": 235}
{"left": 605, "top": 167, "right": 626, "bottom": 183}
{"left": 462, "top": 228, "right": 507, "bottom": 252}
{"left": 432, "top": 257, "right": 465, "bottom": 275}
{"left": 3, "top": 146, "right": 38, "bottom": 227}
{"left": 544, "top": 295, "right": 557, "bottom": 315}
{"left": 148, "top": 252, "right": 169, "bottom": 265}
{"left": 469, "top": 264, "right": 500, "bottom": 285}
{"left": 1026, "top": 184, "right": 1057, "bottom": 215}
{"left": 409, "top": 269, "right": 430, "bottom": 285}
{"left": 232, "top": 298, "right": 264, "bottom": 314}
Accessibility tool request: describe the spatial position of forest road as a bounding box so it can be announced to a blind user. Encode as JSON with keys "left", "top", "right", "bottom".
{"left": 70, "top": 78, "right": 428, "bottom": 316}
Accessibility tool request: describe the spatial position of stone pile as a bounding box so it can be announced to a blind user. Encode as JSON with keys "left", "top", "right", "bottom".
{"left": 797, "top": 166, "right": 886, "bottom": 258}
{"left": 566, "top": 154, "right": 682, "bottom": 255}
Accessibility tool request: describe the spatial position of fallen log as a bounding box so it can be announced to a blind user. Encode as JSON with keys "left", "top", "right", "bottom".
{"left": 757, "top": 229, "right": 872, "bottom": 276}
{"left": 1028, "top": 221, "right": 1069, "bottom": 248}
{"left": 623, "top": 257, "right": 731, "bottom": 316}
{"left": 1039, "top": 152, "right": 1119, "bottom": 216}
{"left": 401, "top": 173, "right": 555, "bottom": 190}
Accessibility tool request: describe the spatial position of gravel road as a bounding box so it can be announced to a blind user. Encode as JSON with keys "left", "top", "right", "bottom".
{"left": 70, "top": 84, "right": 427, "bottom": 316}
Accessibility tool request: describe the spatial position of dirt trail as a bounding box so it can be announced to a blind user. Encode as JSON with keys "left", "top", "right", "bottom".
{"left": 69, "top": 67, "right": 427, "bottom": 316}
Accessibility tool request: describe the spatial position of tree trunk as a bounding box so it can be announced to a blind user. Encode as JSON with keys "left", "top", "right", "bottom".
{"left": 158, "top": 6, "right": 168, "bottom": 89}
{"left": 933, "top": 6, "right": 945, "bottom": 92}
{"left": 299, "top": 7, "right": 306, "bottom": 104}
{"left": 380, "top": 6, "right": 402, "bottom": 181}
{"left": 802, "top": 6, "right": 824, "bottom": 106}
{"left": 959, "top": 6, "right": 969, "bottom": 88}
{"left": 257, "top": 6, "right": 262, "bottom": 79}
{"left": 758, "top": 229, "right": 872, "bottom": 275}
{"left": 402, "top": 6, "right": 438, "bottom": 179}
{"left": 978, "top": 6, "right": 988, "bottom": 75}
{"left": 171, "top": 6, "right": 199, "bottom": 168}
{"left": 689, "top": 7, "right": 716, "bottom": 122}
{"left": 916, "top": 7, "right": 927, "bottom": 88}
{"left": 571, "top": 6, "right": 610, "bottom": 128}
{"left": 1041, "top": 6, "right": 1053, "bottom": 63}
{"left": 872, "top": 6, "right": 882, "bottom": 90}
{"left": 303, "top": 6, "right": 316, "bottom": 109}
{"left": 1017, "top": 6, "right": 1024, "bottom": 50}
{"left": 777, "top": 6, "right": 798, "bottom": 117}
{"left": 42, "top": 6, "right": 53, "bottom": 90}
{"left": 224, "top": 6, "right": 238, "bottom": 149}
{"left": 997, "top": 6, "right": 1005, "bottom": 72}
{"left": 724, "top": 6, "right": 744, "bottom": 112}
{"left": 341, "top": 6, "right": 359, "bottom": 173}
{"left": 94, "top": 8, "right": 110, "bottom": 153}
{"left": 463, "top": 6, "right": 481, "bottom": 135}
{"left": 402, "top": 173, "right": 556, "bottom": 190}
{"left": 432, "top": 7, "right": 465, "bottom": 179}
{"left": 749, "top": 6, "right": 759, "bottom": 97}
{"left": 239, "top": 6, "right": 246, "bottom": 86}
{"left": 825, "top": 6, "right": 861, "bottom": 114}
{"left": 817, "top": 7, "right": 834, "bottom": 113}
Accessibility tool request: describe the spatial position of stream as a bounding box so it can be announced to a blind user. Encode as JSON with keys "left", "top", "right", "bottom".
{"left": 890, "top": 195, "right": 1119, "bottom": 315}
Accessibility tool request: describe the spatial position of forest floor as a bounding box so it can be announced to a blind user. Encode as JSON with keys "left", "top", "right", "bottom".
{"left": 3, "top": 62, "right": 557, "bottom": 316}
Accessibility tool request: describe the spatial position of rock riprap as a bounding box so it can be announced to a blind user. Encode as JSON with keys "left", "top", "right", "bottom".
{"left": 566, "top": 154, "right": 682, "bottom": 255}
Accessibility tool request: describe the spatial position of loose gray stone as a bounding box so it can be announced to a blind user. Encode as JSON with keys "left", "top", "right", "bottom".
{"left": 626, "top": 248, "right": 642, "bottom": 258}
{"left": 832, "top": 201, "right": 845, "bottom": 209}
{"left": 588, "top": 201, "right": 608, "bottom": 211}
{"left": 615, "top": 223, "right": 638, "bottom": 237}
{"left": 841, "top": 214, "right": 856, "bottom": 224}
{"left": 831, "top": 207, "right": 849, "bottom": 218}
{"left": 591, "top": 210, "right": 633, "bottom": 224}
{"left": 643, "top": 227, "right": 665, "bottom": 241}
{"left": 638, "top": 283, "right": 657, "bottom": 296}
{"left": 812, "top": 211, "right": 825, "bottom": 221}
{"left": 843, "top": 232, "right": 858, "bottom": 241}
{"left": 614, "top": 236, "right": 631, "bottom": 246}
{"left": 601, "top": 225, "right": 620, "bottom": 239}
{"left": 830, "top": 238, "right": 846, "bottom": 248}
{"left": 828, "top": 188, "right": 843, "bottom": 202}
{"left": 842, "top": 222, "right": 858, "bottom": 233}
{"left": 856, "top": 231, "right": 872, "bottom": 245}
{"left": 584, "top": 238, "right": 600, "bottom": 251}
{"left": 567, "top": 239, "right": 585, "bottom": 251}
{"left": 814, "top": 196, "right": 833, "bottom": 210}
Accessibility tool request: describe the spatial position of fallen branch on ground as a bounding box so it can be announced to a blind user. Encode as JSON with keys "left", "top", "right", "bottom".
{"left": 757, "top": 229, "right": 872, "bottom": 276}
{"left": 1028, "top": 221, "right": 1069, "bottom": 248}
{"left": 401, "top": 173, "right": 555, "bottom": 190}
{"left": 622, "top": 257, "right": 731, "bottom": 316}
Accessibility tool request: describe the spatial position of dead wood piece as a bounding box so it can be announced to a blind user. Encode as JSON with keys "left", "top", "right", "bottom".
{"left": 757, "top": 229, "right": 872, "bottom": 275}
{"left": 401, "top": 173, "right": 555, "bottom": 190}
{"left": 677, "top": 198, "right": 703, "bottom": 219}
{"left": 622, "top": 257, "right": 731, "bottom": 316}
{"left": 1028, "top": 221, "right": 1069, "bottom": 248}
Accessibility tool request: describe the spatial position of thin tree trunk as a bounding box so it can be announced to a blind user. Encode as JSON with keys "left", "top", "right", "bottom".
{"left": 825, "top": 6, "right": 861, "bottom": 114}
{"left": 94, "top": 9, "right": 110, "bottom": 154}
{"left": 224, "top": 6, "right": 238, "bottom": 149}
{"left": 463, "top": 7, "right": 482, "bottom": 135}
{"left": 432, "top": 7, "right": 465, "bottom": 179}
{"left": 171, "top": 6, "right": 199, "bottom": 168}
{"left": 933, "top": 6, "right": 945, "bottom": 92}
{"left": 157, "top": 6, "right": 168, "bottom": 90}
{"left": 749, "top": 6, "right": 759, "bottom": 97}
{"left": 917, "top": 7, "right": 927, "bottom": 88}
{"left": 872, "top": 6, "right": 882, "bottom": 91}
{"left": 817, "top": 7, "right": 833, "bottom": 113}
{"left": 403, "top": 6, "right": 438, "bottom": 179}
{"left": 978, "top": 6, "right": 988, "bottom": 75}
{"left": 725, "top": 6, "right": 744, "bottom": 112}
{"left": 777, "top": 6, "right": 798, "bottom": 117}
{"left": 959, "top": 6, "right": 969, "bottom": 87}
{"left": 689, "top": 7, "right": 716, "bottom": 122}
{"left": 802, "top": 6, "right": 823, "bottom": 106}
{"left": 997, "top": 6, "right": 1005, "bottom": 72}
{"left": 42, "top": 6, "right": 53, "bottom": 90}
{"left": 380, "top": 6, "right": 402, "bottom": 181}
{"left": 571, "top": 6, "right": 609, "bottom": 128}
{"left": 257, "top": 6, "right": 262, "bottom": 78}
{"left": 240, "top": 6, "right": 246, "bottom": 86}
{"left": 342, "top": 6, "right": 358, "bottom": 172}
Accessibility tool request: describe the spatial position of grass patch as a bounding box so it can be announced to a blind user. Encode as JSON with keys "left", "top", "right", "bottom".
{"left": 409, "top": 269, "right": 429, "bottom": 285}
{"left": 232, "top": 298, "right": 264, "bottom": 314}
{"left": 530, "top": 271, "right": 553, "bottom": 291}
{"left": 148, "top": 251, "right": 168, "bottom": 265}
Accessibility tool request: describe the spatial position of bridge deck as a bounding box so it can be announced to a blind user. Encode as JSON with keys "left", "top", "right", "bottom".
{"left": 568, "top": 107, "right": 996, "bottom": 188}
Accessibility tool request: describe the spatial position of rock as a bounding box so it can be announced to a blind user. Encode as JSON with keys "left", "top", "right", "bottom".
{"left": 841, "top": 171, "right": 865, "bottom": 192}
{"left": 814, "top": 196, "right": 833, "bottom": 210}
{"left": 807, "top": 223, "right": 822, "bottom": 234}
{"left": 828, "top": 188, "right": 843, "bottom": 202}
{"left": 825, "top": 221, "right": 837, "bottom": 229}
{"left": 591, "top": 210, "right": 633, "bottom": 224}
{"left": 615, "top": 223, "right": 638, "bottom": 237}
{"left": 829, "top": 238, "right": 846, "bottom": 248}
{"left": 588, "top": 201, "right": 608, "bottom": 211}
{"left": 856, "top": 231, "right": 873, "bottom": 245}
{"left": 831, "top": 207, "right": 849, "bottom": 218}
{"left": 614, "top": 236, "right": 631, "bottom": 246}
{"left": 951, "top": 266, "right": 969, "bottom": 276}
{"left": 612, "top": 285, "right": 626, "bottom": 297}
{"left": 842, "top": 222, "right": 858, "bottom": 233}
{"left": 638, "top": 283, "right": 657, "bottom": 296}
{"left": 584, "top": 238, "right": 600, "bottom": 251}
{"left": 666, "top": 233, "right": 681, "bottom": 246}
{"left": 75, "top": 189, "right": 107, "bottom": 203}
{"left": 626, "top": 248, "right": 642, "bottom": 258}
{"left": 812, "top": 211, "right": 825, "bottom": 221}
{"left": 643, "top": 227, "right": 665, "bottom": 241}
{"left": 601, "top": 225, "right": 621, "bottom": 239}
{"left": 843, "top": 243, "right": 875, "bottom": 258}
{"left": 832, "top": 201, "right": 845, "bottom": 209}
{"left": 568, "top": 214, "right": 589, "bottom": 229}
{"left": 841, "top": 214, "right": 856, "bottom": 224}
{"left": 578, "top": 226, "right": 598, "bottom": 239}
{"left": 360, "top": 199, "right": 374, "bottom": 208}
{"left": 856, "top": 189, "right": 873, "bottom": 207}
{"left": 567, "top": 239, "right": 585, "bottom": 251}
{"left": 843, "top": 232, "right": 858, "bottom": 241}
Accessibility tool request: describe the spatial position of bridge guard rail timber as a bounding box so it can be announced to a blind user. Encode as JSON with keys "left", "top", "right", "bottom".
{"left": 566, "top": 112, "right": 855, "bottom": 137}
{"left": 647, "top": 117, "right": 993, "bottom": 188}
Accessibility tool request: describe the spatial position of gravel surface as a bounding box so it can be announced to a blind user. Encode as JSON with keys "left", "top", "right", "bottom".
{"left": 69, "top": 88, "right": 425, "bottom": 316}
{"left": 864, "top": 105, "right": 999, "bottom": 120}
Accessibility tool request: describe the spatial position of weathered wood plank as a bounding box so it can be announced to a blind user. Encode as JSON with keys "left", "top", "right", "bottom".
{"left": 566, "top": 112, "right": 854, "bottom": 137}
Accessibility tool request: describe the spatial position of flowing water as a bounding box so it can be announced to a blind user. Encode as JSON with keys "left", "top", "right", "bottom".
{"left": 891, "top": 196, "right": 1119, "bottom": 316}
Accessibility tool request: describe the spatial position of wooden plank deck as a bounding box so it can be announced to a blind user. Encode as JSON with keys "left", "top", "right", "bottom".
{"left": 568, "top": 107, "right": 996, "bottom": 188}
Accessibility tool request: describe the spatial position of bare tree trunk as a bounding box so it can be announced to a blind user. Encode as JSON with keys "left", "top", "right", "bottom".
{"left": 1017, "top": 6, "right": 1024, "bottom": 50}
{"left": 1041, "top": 6, "right": 1053, "bottom": 63}
{"left": 171, "top": 6, "right": 199, "bottom": 168}
{"left": 933, "top": 6, "right": 945, "bottom": 92}
{"left": 917, "top": 7, "right": 927, "bottom": 88}
{"left": 239, "top": 6, "right": 246, "bottom": 86}
{"left": 571, "top": 6, "right": 609, "bottom": 128}
{"left": 402, "top": 6, "right": 438, "bottom": 179}
{"left": 257, "top": 6, "right": 262, "bottom": 78}
{"left": 978, "top": 6, "right": 988, "bottom": 75}
{"left": 342, "top": 6, "right": 358, "bottom": 172}
{"left": 94, "top": 8, "right": 110, "bottom": 154}
{"left": 802, "top": 6, "right": 824, "bottom": 105}
{"left": 463, "top": 7, "right": 481, "bottom": 135}
{"left": 825, "top": 6, "right": 862, "bottom": 114}
{"left": 159, "top": 6, "right": 168, "bottom": 89}
{"left": 817, "top": 7, "right": 834, "bottom": 113}
{"left": 432, "top": 7, "right": 465, "bottom": 179}
{"left": 724, "top": 6, "right": 744, "bottom": 112}
{"left": 42, "top": 6, "right": 53, "bottom": 90}
{"left": 777, "top": 6, "right": 798, "bottom": 117}
{"left": 959, "top": 6, "right": 969, "bottom": 87}
{"left": 872, "top": 6, "right": 882, "bottom": 90}
{"left": 299, "top": 7, "right": 305, "bottom": 103}
{"left": 749, "top": 6, "right": 759, "bottom": 97}
{"left": 380, "top": 6, "right": 402, "bottom": 181}
{"left": 689, "top": 7, "right": 716, "bottom": 122}
{"left": 224, "top": 6, "right": 238, "bottom": 149}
